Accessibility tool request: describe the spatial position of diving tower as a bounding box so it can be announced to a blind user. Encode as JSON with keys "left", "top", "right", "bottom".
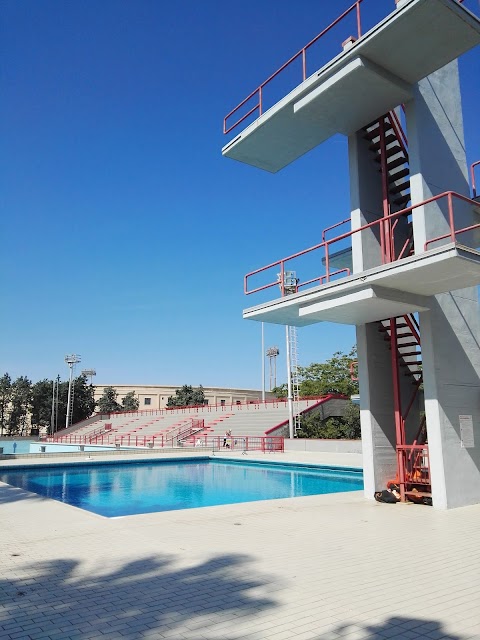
{"left": 223, "top": 0, "right": 480, "bottom": 509}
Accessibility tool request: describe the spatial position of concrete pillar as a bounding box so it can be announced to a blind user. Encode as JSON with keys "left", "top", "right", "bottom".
{"left": 348, "top": 130, "right": 384, "bottom": 272}
{"left": 406, "top": 61, "right": 472, "bottom": 252}
{"left": 406, "top": 61, "right": 480, "bottom": 508}
{"left": 356, "top": 323, "right": 397, "bottom": 498}
{"left": 420, "top": 294, "right": 480, "bottom": 508}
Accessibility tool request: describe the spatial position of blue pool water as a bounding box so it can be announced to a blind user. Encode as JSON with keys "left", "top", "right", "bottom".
{"left": 0, "top": 458, "right": 363, "bottom": 517}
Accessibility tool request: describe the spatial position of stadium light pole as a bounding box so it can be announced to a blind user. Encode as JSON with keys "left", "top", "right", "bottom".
{"left": 277, "top": 270, "right": 298, "bottom": 440}
{"left": 50, "top": 378, "right": 55, "bottom": 435}
{"left": 55, "top": 374, "right": 60, "bottom": 433}
{"left": 65, "top": 354, "right": 81, "bottom": 429}
{"left": 261, "top": 323, "right": 265, "bottom": 403}
{"left": 81, "top": 369, "right": 96, "bottom": 385}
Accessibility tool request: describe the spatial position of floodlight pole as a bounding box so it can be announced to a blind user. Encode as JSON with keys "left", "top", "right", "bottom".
{"left": 65, "top": 354, "right": 81, "bottom": 429}
{"left": 55, "top": 375, "right": 60, "bottom": 433}
{"left": 261, "top": 322, "right": 265, "bottom": 403}
{"left": 50, "top": 379, "right": 56, "bottom": 435}
{"left": 277, "top": 270, "right": 297, "bottom": 440}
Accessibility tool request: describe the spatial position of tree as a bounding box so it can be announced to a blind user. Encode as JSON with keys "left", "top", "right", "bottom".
{"left": 70, "top": 375, "right": 96, "bottom": 425}
{"left": 122, "top": 391, "right": 139, "bottom": 412}
{"left": 0, "top": 373, "right": 12, "bottom": 436}
{"left": 8, "top": 376, "right": 33, "bottom": 435}
{"left": 272, "top": 347, "right": 359, "bottom": 399}
{"left": 297, "top": 401, "right": 361, "bottom": 440}
{"left": 96, "top": 386, "right": 122, "bottom": 413}
{"left": 167, "top": 385, "right": 206, "bottom": 408}
{"left": 31, "top": 379, "right": 54, "bottom": 432}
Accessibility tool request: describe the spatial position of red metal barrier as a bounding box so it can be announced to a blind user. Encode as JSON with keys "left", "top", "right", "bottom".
{"left": 397, "top": 444, "right": 430, "bottom": 487}
{"left": 48, "top": 433, "right": 283, "bottom": 452}
{"left": 223, "top": 1, "right": 364, "bottom": 135}
{"left": 245, "top": 191, "right": 480, "bottom": 298}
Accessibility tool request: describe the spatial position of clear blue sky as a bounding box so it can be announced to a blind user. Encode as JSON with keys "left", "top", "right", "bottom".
{"left": 2, "top": 0, "right": 479, "bottom": 389}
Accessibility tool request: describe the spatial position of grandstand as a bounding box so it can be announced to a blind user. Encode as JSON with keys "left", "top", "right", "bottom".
{"left": 48, "top": 396, "right": 349, "bottom": 448}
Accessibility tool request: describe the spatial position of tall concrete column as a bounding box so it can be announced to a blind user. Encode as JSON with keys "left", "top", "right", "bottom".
{"left": 406, "top": 61, "right": 472, "bottom": 252}
{"left": 356, "top": 323, "right": 397, "bottom": 498}
{"left": 406, "top": 61, "right": 480, "bottom": 508}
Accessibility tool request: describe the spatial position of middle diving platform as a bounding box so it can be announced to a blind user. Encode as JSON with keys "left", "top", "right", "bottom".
{"left": 243, "top": 242, "right": 480, "bottom": 326}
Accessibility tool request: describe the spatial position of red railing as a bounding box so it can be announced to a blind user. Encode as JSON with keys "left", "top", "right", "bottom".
{"left": 224, "top": 0, "right": 475, "bottom": 137}
{"left": 471, "top": 160, "right": 480, "bottom": 199}
{"left": 223, "top": 1, "right": 363, "bottom": 135}
{"left": 264, "top": 393, "right": 349, "bottom": 435}
{"left": 245, "top": 191, "right": 480, "bottom": 297}
{"left": 44, "top": 434, "right": 284, "bottom": 452}
{"left": 170, "top": 419, "right": 205, "bottom": 446}
{"left": 397, "top": 444, "right": 430, "bottom": 486}
{"left": 87, "top": 423, "right": 111, "bottom": 442}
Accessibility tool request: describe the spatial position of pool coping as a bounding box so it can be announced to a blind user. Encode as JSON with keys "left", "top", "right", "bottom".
{"left": 0, "top": 454, "right": 363, "bottom": 474}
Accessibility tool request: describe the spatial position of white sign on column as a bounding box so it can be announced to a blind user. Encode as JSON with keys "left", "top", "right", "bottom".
{"left": 459, "top": 415, "right": 475, "bottom": 448}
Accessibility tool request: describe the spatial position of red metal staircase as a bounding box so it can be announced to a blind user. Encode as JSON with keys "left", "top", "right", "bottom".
{"left": 366, "top": 110, "right": 431, "bottom": 503}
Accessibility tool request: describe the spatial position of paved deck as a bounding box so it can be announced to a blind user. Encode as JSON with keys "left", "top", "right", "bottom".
{"left": 1, "top": 451, "right": 479, "bottom": 640}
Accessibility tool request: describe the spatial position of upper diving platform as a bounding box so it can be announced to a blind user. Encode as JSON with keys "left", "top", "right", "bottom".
{"left": 222, "top": 0, "right": 480, "bottom": 173}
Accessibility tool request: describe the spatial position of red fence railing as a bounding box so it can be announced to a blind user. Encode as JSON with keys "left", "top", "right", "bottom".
{"left": 44, "top": 434, "right": 284, "bottom": 452}
{"left": 223, "top": 1, "right": 364, "bottom": 135}
{"left": 245, "top": 191, "right": 480, "bottom": 298}
{"left": 397, "top": 444, "right": 430, "bottom": 486}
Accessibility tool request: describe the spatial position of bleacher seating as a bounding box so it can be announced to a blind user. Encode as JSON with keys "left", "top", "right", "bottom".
{"left": 53, "top": 396, "right": 348, "bottom": 446}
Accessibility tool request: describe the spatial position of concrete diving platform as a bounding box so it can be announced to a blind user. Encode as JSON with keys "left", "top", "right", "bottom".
{"left": 223, "top": 0, "right": 480, "bottom": 173}
{"left": 243, "top": 244, "right": 480, "bottom": 326}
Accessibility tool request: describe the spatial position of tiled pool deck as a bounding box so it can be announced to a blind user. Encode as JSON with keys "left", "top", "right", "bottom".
{"left": 1, "top": 450, "right": 479, "bottom": 640}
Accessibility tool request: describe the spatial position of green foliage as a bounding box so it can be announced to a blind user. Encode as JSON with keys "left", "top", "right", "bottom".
{"left": 297, "top": 347, "right": 358, "bottom": 397}
{"left": 0, "top": 373, "right": 12, "bottom": 435}
{"left": 167, "top": 384, "right": 206, "bottom": 408}
{"left": 31, "top": 379, "right": 54, "bottom": 431}
{"left": 70, "top": 375, "right": 96, "bottom": 425}
{"left": 296, "top": 401, "right": 361, "bottom": 440}
{"left": 272, "top": 383, "right": 287, "bottom": 398}
{"left": 0, "top": 372, "right": 96, "bottom": 435}
{"left": 8, "top": 376, "right": 33, "bottom": 435}
{"left": 272, "top": 347, "right": 359, "bottom": 400}
{"left": 122, "top": 391, "right": 139, "bottom": 412}
{"left": 96, "top": 386, "right": 122, "bottom": 413}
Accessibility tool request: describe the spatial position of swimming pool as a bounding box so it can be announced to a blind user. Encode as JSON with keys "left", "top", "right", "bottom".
{"left": 0, "top": 458, "right": 363, "bottom": 517}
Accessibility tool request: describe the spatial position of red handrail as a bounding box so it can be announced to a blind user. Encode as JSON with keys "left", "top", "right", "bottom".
{"left": 471, "top": 160, "right": 480, "bottom": 198}
{"left": 46, "top": 434, "right": 285, "bottom": 452}
{"left": 224, "top": 1, "right": 364, "bottom": 135}
{"left": 322, "top": 218, "right": 350, "bottom": 242}
{"left": 245, "top": 191, "right": 480, "bottom": 296}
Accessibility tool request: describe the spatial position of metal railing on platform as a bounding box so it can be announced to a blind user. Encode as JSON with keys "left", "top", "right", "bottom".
{"left": 223, "top": 1, "right": 363, "bottom": 134}
{"left": 245, "top": 191, "right": 480, "bottom": 298}
{"left": 223, "top": 0, "right": 477, "bottom": 136}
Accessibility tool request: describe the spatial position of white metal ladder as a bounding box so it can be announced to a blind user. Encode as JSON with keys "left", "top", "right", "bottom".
{"left": 288, "top": 325, "right": 301, "bottom": 435}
